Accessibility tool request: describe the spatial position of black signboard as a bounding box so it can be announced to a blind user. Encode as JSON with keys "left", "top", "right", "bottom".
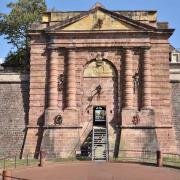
{"left": 93, "top": 106, "right": 106, "bottom": 126}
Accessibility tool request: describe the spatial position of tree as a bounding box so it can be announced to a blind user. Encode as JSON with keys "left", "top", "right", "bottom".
{"left": 3, "top": 49, "right": 26, "bottom": 70}
{"left": 0, "top": 0, "right": 47, "bottom": 70}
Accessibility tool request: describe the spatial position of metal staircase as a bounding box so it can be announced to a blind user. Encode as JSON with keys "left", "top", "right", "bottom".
{"left": 92, "top": 126, "right": 109, "bottom": 161}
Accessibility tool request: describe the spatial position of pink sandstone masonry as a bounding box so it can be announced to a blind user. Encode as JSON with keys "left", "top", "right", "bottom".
{"left": 23, "top": 4, "right": 177, "bottom": 159}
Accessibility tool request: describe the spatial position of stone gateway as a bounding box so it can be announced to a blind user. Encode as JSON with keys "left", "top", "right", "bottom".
{"left": 1, "top": 3, "right": 179, "bottom": 160}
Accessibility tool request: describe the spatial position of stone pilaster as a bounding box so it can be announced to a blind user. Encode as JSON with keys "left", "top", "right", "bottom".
{"left": 45, "top": 47, "right": 59, "bottom": 125}
{"left": 48, "top": 48, "right": 59, "bottom": 109}
{"left": 142, "top": 48, "right": 152, "bottom": 109}
{"left": 124, "top": 48, "right": 134, "bottom": 109}
{"left": 66, "top": 49, "right": 77, "bottom": 109}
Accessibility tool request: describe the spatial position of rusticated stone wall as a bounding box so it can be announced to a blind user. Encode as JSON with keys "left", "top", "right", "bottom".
{"left": 0, "top": 73, "right": 29, "bottom": 158}
{"left": 24, "top": 36, "right": 177, "bottom": 158}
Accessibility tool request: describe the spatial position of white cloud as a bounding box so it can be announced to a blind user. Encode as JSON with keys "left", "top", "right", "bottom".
{"left": 0, "top": 58, "right": 4, "bottom": 64}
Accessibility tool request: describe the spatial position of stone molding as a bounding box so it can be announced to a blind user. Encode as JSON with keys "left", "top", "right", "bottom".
{"left": 0, "top": 73, "right": 29, "bottom": 82}
{"left": 120, "top": 125, "right": 173, "bottom": 129}
{"left": 26, "top": 125, "right": 82, "bottom": 129}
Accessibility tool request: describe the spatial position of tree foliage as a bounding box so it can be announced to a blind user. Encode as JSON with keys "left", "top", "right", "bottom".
{"left": 0, "top": 0, "right": 47, "bottom": 70}
{"left": 4, "top": 48, "right": 27, "bottom": 70}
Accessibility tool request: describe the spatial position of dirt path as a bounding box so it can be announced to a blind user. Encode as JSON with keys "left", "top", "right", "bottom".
{"left": 11, "top": 162, "right": 180, "bottom": 180}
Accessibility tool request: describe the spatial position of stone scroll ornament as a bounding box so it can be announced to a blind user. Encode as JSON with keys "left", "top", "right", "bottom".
{"left": 57, "top": 74, "right": 64, "bottom": 91}
{"left": 132, "top": 71, "right": 140, "bottom": 94}
{"left": 95, "top": 52, "right": 104, "bottom": 66}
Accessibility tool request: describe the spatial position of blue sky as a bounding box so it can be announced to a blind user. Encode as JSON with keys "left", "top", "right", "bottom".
{"left": 0, "top": 0, "right": 179, "bottom": 62}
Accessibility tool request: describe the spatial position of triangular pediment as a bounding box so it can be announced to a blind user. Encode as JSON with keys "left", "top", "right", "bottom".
{"left": 63, "top": 10, "right": 136, "bottom": 31}
{"left": 45, "top": 6, "right": 156, "bottom": 32}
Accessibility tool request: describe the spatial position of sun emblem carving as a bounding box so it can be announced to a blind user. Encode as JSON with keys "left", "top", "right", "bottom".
{"left": 93, "top": 18, "right": 104, "bottom": 30}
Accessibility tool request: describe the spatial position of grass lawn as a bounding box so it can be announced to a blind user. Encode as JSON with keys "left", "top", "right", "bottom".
{"left": 163, "top": 156, "right": 180, "bottom": 168}
{"left": 0, "top": 158, "right": 39, "bottom": 170}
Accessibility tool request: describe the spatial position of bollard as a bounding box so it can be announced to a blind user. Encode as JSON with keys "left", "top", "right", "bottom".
{"left": 3, "top": 158, "right": 5, "bottom": 170}
{"left": 14, "top": 156, "right": 16, "bottom": 168}
{"left": 156, "top": 150, "right": 163, "bottom": 167}
{"left": 2, "top": 170, "right": 11, "bottom": 180}
{"left": 39, "top": 150, "right": 45, "bottom": 167}
{"left": 26, "top": 154, "right": 29, "bottom": 166}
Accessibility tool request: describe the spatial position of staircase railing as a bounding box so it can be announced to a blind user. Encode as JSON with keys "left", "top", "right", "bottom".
{"left": 92, "top": 126, "right": 108, "bottom": 161}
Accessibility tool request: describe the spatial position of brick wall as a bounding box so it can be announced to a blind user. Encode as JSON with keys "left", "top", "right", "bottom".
{"left": 0, "top": 73, "right": 29, "bottom": 158}
{"left": 171, "top": 82, "right": 180, "bottom": 153}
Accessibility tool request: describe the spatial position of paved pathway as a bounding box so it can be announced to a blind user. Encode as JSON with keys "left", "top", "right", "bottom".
{"left": 10, "top": 162, "right": 180, "bottom": 180}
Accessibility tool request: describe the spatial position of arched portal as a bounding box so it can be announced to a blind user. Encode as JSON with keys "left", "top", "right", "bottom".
{"left": 80, "top": 59, "right": 118, "bottom": 160}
